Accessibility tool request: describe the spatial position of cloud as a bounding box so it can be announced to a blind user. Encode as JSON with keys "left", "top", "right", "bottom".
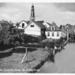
{"left": 0, "top": 3, "right": 75, "bottom": 26}
{"left": 0, "top": 3, "right": 33, "bottom": 22}
{"left": 0, "top": 3, "right": 6, "bottom": 7}
{"left": 54, "top": 3, "right": 75, "bottom": 12}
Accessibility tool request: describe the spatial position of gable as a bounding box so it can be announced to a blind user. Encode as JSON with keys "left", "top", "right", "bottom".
{"left": 25, "top": 22, "right": 41, "bottom": 31}
{"left": 19, "top": 21, "right": 27, "bottom": 28}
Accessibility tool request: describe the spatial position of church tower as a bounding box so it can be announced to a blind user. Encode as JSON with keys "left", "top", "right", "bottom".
{"left": 30, "top": 4, "right": 35, "bottom": 22}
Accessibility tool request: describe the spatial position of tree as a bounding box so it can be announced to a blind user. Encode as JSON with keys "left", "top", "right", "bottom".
{"left": 0, "top": 20, "right": 25, "bottom": 51}
{"left": 16, "top": 22, "right": 19, "bottom": 28}
{"left": 0, "top": 21, "right": 13, "bottom": 44}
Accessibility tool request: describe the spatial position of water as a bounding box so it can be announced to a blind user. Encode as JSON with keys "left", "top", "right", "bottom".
{"left": 38, "top": 43, "right": 75, "bottom": 73}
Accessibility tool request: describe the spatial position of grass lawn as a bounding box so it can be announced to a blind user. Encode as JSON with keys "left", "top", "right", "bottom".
{"left": 0, "top": 47, "right": 50, "bottom": 73}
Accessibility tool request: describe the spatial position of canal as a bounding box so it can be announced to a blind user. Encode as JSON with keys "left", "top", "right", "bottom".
{"left": 38, "top": 43, "right": 75, "bottom": 73}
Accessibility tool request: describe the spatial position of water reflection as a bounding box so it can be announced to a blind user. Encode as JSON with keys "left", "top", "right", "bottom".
{"left": 37, "top": 61, "right": 57, "bottom": 73}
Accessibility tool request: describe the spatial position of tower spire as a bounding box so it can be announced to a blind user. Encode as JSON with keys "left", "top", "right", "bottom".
{"left": 30, "top": 4, "right": 35, "bottom": 21}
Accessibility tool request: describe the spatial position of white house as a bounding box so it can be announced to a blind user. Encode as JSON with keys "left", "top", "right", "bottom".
{"left": 25, "top": 21, "right": 46, "bottom": 37}
{"left": 45, "top": 22, "right": 62, "bottom": 39}
{"left": 17, "top": 20, "right": 28, "bottom": 29}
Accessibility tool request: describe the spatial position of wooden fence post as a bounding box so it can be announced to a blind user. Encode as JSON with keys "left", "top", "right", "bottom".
{"left": 21, "top": 47, "right": 28, "bottom": 64}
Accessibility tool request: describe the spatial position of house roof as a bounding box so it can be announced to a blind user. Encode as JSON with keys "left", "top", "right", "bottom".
{"left": 46, "top": 22, "right": 52, "bottom": 26}
{"left": 26, "top": 21, "right": 30, "bottom": 24}
{"left": 35, "top": 20, "right": 44, "bottom": 23}
{"left": 68, "top": 25, "right": 75, "bottom": 34}
{"left": 46, "top": 27, "right": 60, "bottom": 31}
{"left": 72, "top": 25, "right": 75, "bottom": 30}
{"left": 19, "top": 20, "right": 45, "bottom": 27}
{"left": 34, "top": 21, "right": 46, "bottom": 29}
{"left": 47, "top": 22, "right": 58, "bottom": 27}
{"left": 25, "top": 21, "right": 46, "bottom": 29}
{"left": 19, "top": 20, "right": 30, "bottom": 24}
{"left": 61, "top": 28, "right": 67, "bottom": 34}
{"left": 60, "top": 25, "right": 67, "bottom": 33}
{"left": 60, "top": 25, "right": 75, "bottom": 34}
{"left": 46, "top": 22, "right": 60, "bottom": 31}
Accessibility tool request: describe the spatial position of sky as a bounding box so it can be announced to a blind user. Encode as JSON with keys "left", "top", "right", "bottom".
{"left": 0, "top": 3, "right": 75, "bottom": 26}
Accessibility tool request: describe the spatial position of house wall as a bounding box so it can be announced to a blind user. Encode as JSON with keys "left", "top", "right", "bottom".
{"left": 18, "top": 21, "right": 27, "bottom": 29}
{"left": 25, "top": 22, "right": 41, "bottom": 36}
{"left": 45, "top": 31, "right": 61, "bottom": 39}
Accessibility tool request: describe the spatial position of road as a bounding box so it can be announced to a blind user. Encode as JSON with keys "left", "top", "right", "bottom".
{"left": 38, "top": 43, "right": 75, "bottom": 73}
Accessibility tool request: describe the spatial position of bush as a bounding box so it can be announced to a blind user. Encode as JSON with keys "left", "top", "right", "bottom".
{"left": 0, "top": 20, "right": 24, "bottom": 50}
{"left": 15, "top": 41, "right": 20, "bottom": 46}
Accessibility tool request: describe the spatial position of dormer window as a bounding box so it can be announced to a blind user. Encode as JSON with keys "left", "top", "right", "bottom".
{"left": 30, "top": 25, "right": 34, "bottom": 27}
{"left": 22, "top": 23, "right": 24, "bottom": 28}
{"left": 51, "top": 26, "right": 55, "bottom": 30}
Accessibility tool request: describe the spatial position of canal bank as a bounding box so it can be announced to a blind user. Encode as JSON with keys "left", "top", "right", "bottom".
{"left": 0, "top": 47, "right": 51, "bottom": 73}
{"left": 38, "top": 44, "right": 75, "bottom": 73}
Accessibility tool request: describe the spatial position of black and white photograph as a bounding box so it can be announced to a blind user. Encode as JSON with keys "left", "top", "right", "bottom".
{"left": 0, "top": 0, "right": 75, "bottom": 73}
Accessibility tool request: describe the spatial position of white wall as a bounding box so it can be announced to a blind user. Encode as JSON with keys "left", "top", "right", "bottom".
{"left": 25, "top": 22, "right": 41, "bottom": 36}
{"left": 24, "top": 30, "right": 41, "bottom": 36}
{"left": 45, "top": 31, "right": 61, "bottom": 39}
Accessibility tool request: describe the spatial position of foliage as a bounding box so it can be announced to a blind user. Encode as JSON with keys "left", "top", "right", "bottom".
{"left": 0, "top": 20, "right": 25, "bottom": 51}
{"left": 41, "top": 37, "right": 65, "bottom": 48}
{"left": 0, "top": 20, "right": 13, "bottom": 44}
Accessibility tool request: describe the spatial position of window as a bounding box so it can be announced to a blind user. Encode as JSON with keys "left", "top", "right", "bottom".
{"left": 48, "top": 32, "right": 50, "bottom": 36}
{"left": 57, "top": 32, "right": 59, "bottom": 36}
{"left": 22, "top": 23, "right": 24, "bottom": 28}
{"left": 30, "top": 25, "right": 34, "bottom": 27}
{"left": 52, "top": 32, "right": 54, "bottom": 36}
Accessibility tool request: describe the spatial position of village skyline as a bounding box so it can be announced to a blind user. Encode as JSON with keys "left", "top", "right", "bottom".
{"left": 0, "top": 3, "right": 75, "bottom": 26}
{"left": 0, "top": 1, "right": 75, "bottom": 73}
